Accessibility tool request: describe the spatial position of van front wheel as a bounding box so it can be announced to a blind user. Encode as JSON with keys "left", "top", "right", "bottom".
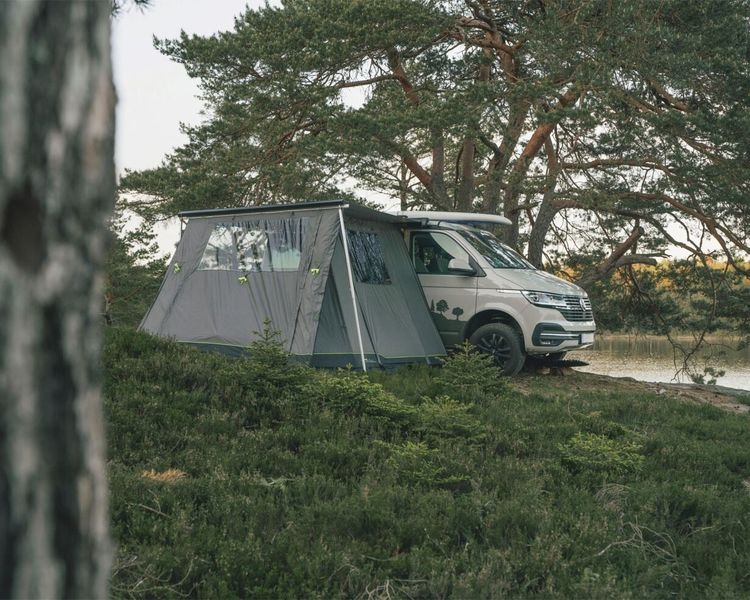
{"left": 470, "top": 323, "right": 525, "bottom": 376}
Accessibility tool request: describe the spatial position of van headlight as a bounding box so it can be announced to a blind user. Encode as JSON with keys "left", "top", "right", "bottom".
{"left": 522, "top": 290, "right": 569, "bottom": 309}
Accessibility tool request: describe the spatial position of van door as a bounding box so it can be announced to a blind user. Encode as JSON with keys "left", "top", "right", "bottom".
{"left": 410, "top": 231, "right": 478, "bottom": 347}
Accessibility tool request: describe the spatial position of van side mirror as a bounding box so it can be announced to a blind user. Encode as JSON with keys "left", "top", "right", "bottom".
{"left": 447, "top": 258, "right": 475, "bottom": 275}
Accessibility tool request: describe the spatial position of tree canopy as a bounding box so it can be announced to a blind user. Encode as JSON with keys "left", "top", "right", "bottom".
{"left": 120, "top": 0, "right": 750, "bottom": 343}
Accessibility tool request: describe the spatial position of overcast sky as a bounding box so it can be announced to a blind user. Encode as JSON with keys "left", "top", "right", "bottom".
{"left": 112, "top": 0, "right": 267, "bottom": 176}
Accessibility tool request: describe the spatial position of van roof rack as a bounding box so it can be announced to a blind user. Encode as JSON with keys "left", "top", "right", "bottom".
{"left": 393, "top": 211, "right": 511, "bottom": 226}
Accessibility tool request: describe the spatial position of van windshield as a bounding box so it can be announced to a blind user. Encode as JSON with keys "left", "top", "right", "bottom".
{"left": 458, "top": 229, "right": 534, "bottom": 269}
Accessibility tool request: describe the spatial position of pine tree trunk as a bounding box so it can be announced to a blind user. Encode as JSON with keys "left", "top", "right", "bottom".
{"left": 0, "top": 1, "right": 114, "bottom": 598}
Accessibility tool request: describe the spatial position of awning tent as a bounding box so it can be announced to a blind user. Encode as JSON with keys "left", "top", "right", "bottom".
{"left": 139, "top": 201, "right": 445, "bottom": 369}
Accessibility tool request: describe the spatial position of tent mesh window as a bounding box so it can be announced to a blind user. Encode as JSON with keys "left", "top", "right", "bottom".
{"left": 346, "top": 229, "right": 391, "bottom": 284}
{"left": 199, "top": 218, "right": 305, "bottom": 272}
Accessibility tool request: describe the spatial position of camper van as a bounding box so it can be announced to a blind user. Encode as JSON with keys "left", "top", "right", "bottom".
{"left": 397, "top": 211, "right": 596, "bottom": 375}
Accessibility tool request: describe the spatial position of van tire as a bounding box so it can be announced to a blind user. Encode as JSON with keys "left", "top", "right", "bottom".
{"left": 470, "top": 323, "right": 525, "bottom": 376}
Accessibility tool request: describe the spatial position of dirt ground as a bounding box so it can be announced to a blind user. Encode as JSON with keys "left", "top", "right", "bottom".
{"left": 521, "top": 365, "right": 750, "bottom": 416}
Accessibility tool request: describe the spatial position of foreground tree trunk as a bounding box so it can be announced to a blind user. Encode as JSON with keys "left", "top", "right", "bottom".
{"left": 0, "top": 2, "right": 114, "bottom": 597}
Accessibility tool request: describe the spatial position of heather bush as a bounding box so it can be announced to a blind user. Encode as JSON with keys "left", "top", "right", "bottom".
{"left": 105, "top": 329, "right": 750, "bottom": 599}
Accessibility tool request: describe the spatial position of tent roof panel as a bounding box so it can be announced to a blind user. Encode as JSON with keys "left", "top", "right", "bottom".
{"left": 179, "top": 201, "right": 407, "bottom": 224}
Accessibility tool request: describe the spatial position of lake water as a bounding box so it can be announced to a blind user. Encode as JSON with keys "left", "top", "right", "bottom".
{"left": 573, "top": 335, "right": 750, "bottom": 391}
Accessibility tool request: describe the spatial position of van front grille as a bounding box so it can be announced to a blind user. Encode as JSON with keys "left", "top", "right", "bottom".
{"left": 558, "top": 296, "right": 594, "bottom": 322}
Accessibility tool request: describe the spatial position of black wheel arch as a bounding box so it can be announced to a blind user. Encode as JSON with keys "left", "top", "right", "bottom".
{"left": 464, "top": 310, "right": 525, "bottom": 347}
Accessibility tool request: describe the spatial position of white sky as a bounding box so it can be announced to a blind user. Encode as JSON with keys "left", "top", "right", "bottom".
{"left": 112, "top": 0, "right": 268, "bottom": 176}
{"left": 112, "top": 1, "right": 273, "bottom": 253}
{"left": 111, "top": 1, "right": 390, "bottom": 255}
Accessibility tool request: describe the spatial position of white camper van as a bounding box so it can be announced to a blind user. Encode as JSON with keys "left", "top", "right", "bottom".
{"left": 397, "top": 211, "right": 596, "bottom": 375}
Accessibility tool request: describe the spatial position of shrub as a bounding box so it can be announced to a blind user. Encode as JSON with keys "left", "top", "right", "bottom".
{"left": 380, "top": 440, "right": 471, "bottom": 490}
{"left": 560, "top": 432, "right": 645, "bottom": 478}
{"left": 416, "top": 395, "right": 486, "bottom": 444}
{"left": 312, "top": 370, "right": 417, "bottom": 426}
{"left": 432, "top": 341, "right": 509, "bottom": 402}
{"left": 239, "top": 322, "right": 311, "bottom": 403}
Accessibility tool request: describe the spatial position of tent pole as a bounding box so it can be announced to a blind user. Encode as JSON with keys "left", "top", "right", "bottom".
{"left": 338, "top": 207, "right": 368, "bottom": 372}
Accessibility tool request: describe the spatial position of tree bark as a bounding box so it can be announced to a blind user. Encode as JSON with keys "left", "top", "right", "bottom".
{"left": 501, "top": 89, "right": 580, "bottom": 248}
{"left": 527, "top": 137, "right": 565, "bottom": 267}
{"left": 0, "top": 1, "right": 114, "bottom": 598}
{"left": 481, "top": 98, "right": 530, "bottom": 214}
{"left": 456, "top": 137, "right": 475, "bottom": 211}
{"left": 577, "top": 226, "right": 650, "bottom": 288}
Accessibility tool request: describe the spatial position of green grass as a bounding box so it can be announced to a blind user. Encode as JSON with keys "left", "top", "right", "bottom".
{"left": 104, "top": 328, "right": 750, "bottom": 599}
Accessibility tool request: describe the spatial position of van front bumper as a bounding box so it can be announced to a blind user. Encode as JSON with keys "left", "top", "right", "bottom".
{"left": 530, "top": 322, "right": 596, "bottom": 351}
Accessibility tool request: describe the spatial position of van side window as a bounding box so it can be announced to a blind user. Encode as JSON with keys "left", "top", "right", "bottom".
{"left": 411, "top": 232, "right": 471, "bottom": 275}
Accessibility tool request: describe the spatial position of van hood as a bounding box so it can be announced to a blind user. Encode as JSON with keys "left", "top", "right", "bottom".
{"left": 491, "top": 268, "right": 586, "bottom": 296}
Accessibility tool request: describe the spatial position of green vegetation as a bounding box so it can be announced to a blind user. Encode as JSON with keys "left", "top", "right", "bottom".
{"left": 103, "top": 206, "right": 167, "bottom": 328}
{"left": 105, "top": 329, "right": 750, "bottom": 598}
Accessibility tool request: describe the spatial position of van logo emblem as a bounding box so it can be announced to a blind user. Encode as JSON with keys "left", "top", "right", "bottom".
{"left": 579, "top": 298, "right": 586, "bottom": 310}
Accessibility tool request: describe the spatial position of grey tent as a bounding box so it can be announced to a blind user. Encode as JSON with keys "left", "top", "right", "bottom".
{"left": 139, "top": 201, "right": 446, "bottom": 369}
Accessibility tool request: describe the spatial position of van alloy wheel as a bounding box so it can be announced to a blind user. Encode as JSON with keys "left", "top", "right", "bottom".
{"left": 469, "top": 323, "right": 525, "bottom": 376}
